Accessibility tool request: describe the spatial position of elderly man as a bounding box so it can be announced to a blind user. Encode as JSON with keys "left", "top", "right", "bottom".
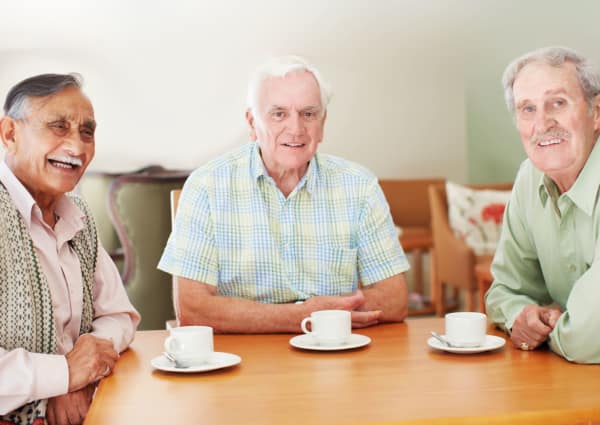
{"left": 486, "top": 47, "right": 600, "bottom": 363}
{"left": 0, "top": 74, "right": 140, "bottom": 424}
{"left": 159, "top": 56, "right": 409, "bottom": 333}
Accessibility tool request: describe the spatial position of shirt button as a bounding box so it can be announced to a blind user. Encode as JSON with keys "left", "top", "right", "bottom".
{"left": 568, "top": 264, "right": 577, "bottom": 272}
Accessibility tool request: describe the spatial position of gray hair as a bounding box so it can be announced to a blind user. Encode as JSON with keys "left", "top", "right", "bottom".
{"left": 502, "top": 46, "right": 600, "bottom": 115}
{"left": 3, "top": 73, "right": 83, "bottom": 120}
{"left": 246, "top": 55, "right": 332, "bottom": 117}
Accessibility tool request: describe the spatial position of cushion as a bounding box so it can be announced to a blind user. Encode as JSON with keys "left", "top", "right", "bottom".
{"left": 446, "top": 182, "right": 511, "bottom": 255}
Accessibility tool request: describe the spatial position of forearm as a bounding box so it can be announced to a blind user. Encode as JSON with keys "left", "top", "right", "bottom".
{"left": 548, "top": 267, "right": 600, "bottom": 363}
{"left": 179, "top": 293, "right": 308, "bottom": 333}
{"left": 0, "top": 348, "right": 68, "bottom": 414}
{"left": 360, "top": 274, "right": 408, "bottom": 323}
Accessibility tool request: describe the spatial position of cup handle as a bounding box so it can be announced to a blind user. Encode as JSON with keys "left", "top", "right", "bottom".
{"left": 164, "top": 336, "right": 183, "bottom": 354}
{"left": 300, "top": 317, "right": 313, "bottom": 335}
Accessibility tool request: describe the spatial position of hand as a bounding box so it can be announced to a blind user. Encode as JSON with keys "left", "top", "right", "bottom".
{"left": 46, "top": 383, "right": 96, "bottom": 425}
{"left": 303, "top": 290, "right": 382, "bottom": 328}
{"left": 511, "top": 305, "right": 562, "bottom": 351}
{"left": 65, "top": 334, "right": 119, "bottom": 392}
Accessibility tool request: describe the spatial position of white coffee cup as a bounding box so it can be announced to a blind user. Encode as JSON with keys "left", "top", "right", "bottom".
{"left": 164, "top": 325, "right": 214, "bottom": 367}
{"left": 445, "top": 312, "right": 487, "bottom": 348}
{"left": 301, "top": 310, "right": 351, "bottom": 346}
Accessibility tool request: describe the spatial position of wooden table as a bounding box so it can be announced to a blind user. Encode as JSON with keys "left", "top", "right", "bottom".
{"left": 85, "top": 318, "right": 600, "bottom": 425}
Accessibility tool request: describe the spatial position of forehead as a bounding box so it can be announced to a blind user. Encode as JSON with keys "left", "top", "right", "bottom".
{"left": 258, "top": 70, "right": 322, "bottom": 109}
{"left": 26, "top": 86, "right": 94, "bottom": 121}
{"left": 512, "top": 61, "right": 585, "bottom": 103}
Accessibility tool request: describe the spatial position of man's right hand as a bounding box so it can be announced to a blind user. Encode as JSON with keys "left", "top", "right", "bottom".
{"left": 65, "top": 334, "right": 119, "bottom": 392}
{"left": 511, "top": 305, "right": 562, "bottom": 350}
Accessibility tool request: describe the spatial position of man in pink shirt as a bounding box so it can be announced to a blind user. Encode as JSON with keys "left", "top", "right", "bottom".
{"left": 0, "top": 74, "right": 140, "bottom": 425}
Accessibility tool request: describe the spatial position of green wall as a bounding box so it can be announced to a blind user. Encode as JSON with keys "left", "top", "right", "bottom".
{"left": 465, "top": 1, "right": 600, "bottom": 183}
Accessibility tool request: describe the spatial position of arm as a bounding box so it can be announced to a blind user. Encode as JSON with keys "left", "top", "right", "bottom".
{"left": 358, "top": 273, "right": 408, "bottom": 325}
{"left": 485, "top": 179, "right": 554, "bottom": 333}
{"left": 177, "top": 277, "right": 381, "bottom": 333}
{"left": 0, "top": 348, "right": 68, "bottom": 415}
{"left": 548, "top": 259, "right": 600, "bottom": 363}
{"left": 88, "top": 245, "right": 140, "bottom": 353}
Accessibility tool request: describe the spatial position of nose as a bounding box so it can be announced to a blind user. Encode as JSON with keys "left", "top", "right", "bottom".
{"left": 62, "top": 130, "right": 88, "bottom": 155}
{"left": 533, "top": 108, "right": 557, "bottom": 135}
{"left": 287, "top": 113, "right": 305, "bottom": 135}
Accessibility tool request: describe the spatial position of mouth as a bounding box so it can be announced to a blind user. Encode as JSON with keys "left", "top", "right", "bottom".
{"left": 47, "top": 155, "right": 83, "bottom": 170}
{"left": 282, "top": 143, "right": 305, "bottom": 148}
{"left": 538, "top": 138, "right": 563, "bottom": 147}
{"left": 532, "top": 130, "right": 570, "bottom": 148}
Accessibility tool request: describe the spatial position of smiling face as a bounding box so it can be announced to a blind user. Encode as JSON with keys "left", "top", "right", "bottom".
{"left": 0, "top": 86, "right": 96, "bottom": 206}
{"left": 246, "top": 70, "right": 326, "bottom": 179}
{"left": 512, "top": 60, "right": 600, "bottom": 191}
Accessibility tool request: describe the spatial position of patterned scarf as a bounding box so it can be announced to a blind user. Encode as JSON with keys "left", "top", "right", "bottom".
{"left": 0, "top": 184, "right": 97, "bottom": 425}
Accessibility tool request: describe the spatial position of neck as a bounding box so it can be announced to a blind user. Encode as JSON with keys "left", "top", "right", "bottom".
{"left": 268, "top": 165, "right": 308, "bottom": 197}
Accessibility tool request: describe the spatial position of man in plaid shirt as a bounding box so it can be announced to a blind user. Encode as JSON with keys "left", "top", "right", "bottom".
{"left": 159, "top": 56, "right": 409, "bottom": 333}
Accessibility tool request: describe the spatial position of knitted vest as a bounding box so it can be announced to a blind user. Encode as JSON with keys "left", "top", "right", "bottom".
{"left": 0, "top": 184, "right": 97, "bottom": 425}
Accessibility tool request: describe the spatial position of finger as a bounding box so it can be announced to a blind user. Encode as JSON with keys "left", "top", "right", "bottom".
{"left": 542, "top": 309, "right": 561, "bottom": 328}
{"left": 46, "top": 401, "right": 56, "bottom": 425}
{"left": 524, "top": 310, "right": 553, "bottom": 336}
{"left": 352, "top": 320, "right": 379, "bottom": 328}
{"left": 351, "top": 310, "right": 381, "bottom": 323}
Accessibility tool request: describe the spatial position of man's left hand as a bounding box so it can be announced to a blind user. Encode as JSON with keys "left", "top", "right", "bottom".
{"left": 511, "top": 305, "right": 562, "bottom": 351}
{"left": 46, "top": 383, "right": 96, "bottom": 425}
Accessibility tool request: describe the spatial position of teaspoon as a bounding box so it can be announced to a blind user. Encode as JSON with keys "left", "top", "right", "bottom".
{"left": 430, "top": 331, "right": 455, "bottom": 348}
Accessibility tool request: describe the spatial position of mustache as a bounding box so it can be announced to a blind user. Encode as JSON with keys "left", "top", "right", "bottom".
{"left": 530, "top": 129, "right": 571, "bottom": 145}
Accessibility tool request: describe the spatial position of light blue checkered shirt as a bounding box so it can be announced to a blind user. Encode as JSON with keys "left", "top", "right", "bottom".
{"left": 158, "top": 143, "right": 409, "bottom": 304}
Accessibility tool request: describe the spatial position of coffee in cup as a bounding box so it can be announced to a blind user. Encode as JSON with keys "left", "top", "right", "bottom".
{"left": 445, "top": 312, "right": 487, "bottom": 347}
{"left": 164, "top": 325, "right": 214, "bottom": 367}
{"left": 301, "top": 310, "right": 351, "bottom": 346}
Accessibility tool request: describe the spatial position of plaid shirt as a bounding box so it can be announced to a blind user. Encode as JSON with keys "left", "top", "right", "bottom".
{"left": 159, "top": 143, "right": 409, "bottom": 304}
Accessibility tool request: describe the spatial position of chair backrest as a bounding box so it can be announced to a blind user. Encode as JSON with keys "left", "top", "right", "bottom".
{"left": 379, "top": 178, "right": 445, "bottom": 227}
{"left": 78, "top": 171, "right": 123, "bottom": 264}
{"left": 108, "top": 170, "right": 189, "bottom": 330}
{"left": 170, "top": 189, "right": 182, "bottom": 228}
{"left": 428, "top": 182, "right": 513, "bottom": 287}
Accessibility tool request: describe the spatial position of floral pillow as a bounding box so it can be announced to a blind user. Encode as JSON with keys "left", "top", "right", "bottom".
{"left": 446, "top": 182, "right": 512, "bottom": 255}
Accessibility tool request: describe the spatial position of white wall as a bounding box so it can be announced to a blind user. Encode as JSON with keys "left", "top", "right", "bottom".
{"left": 0, "top": 0, "right": 468, "bottom": 180}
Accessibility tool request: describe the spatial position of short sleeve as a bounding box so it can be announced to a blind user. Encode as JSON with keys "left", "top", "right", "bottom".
{"left": 158, "top": 174, "right": 219, "bottom": 285}
{"left": 356, "top": 180, "right": 410, "bottom": 284}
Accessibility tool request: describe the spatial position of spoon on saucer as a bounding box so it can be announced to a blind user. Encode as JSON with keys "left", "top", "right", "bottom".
{"left": 162, "top": 352, "right": 188, "bottom": 369}
{"left": 430, "top": 331, "right": 455, "bottom": 348}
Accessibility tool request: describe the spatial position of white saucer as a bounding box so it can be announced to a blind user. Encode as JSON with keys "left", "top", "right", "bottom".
{"left": 151, "top": 352, "right": 241, "bottom": 373}
{"left": 427, "top": 334, "right": 506, "bottom": 354}
{"left": 290, "top": 333, "right": 371, "bottom": 351}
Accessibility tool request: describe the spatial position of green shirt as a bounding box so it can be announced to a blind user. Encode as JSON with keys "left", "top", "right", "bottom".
{"left": 486, "top": 141, "right": 600, "bottom": 363}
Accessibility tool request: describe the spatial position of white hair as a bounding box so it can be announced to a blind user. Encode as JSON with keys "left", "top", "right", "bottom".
{"left": 246, "top": 55, "right": 332, "bottom": 118}
{"left": 502, "top": 46, "right": 600, "bottom": 115}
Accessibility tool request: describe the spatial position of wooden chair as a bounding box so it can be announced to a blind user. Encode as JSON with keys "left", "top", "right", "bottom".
{"left": 379, "top": 178, "right": 445, "bottom": 315}
{"left": 108, "top": 168, "right": 189, "bottom": 330}
{"left": 428, "top": 182, "right": 512, "bottom": 316}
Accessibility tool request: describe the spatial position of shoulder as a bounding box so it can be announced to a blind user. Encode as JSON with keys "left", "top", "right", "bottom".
{"left": 186, "top": 144, "right": 252, "bottom": 188}
{"left": 511, "top": 159, "right": 541, "bottom": 199}
{"left": 316, "top": 152, "right": 378, "bottom": 186}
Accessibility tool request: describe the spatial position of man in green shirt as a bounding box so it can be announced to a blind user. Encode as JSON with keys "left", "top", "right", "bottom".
{"left": 486, "top": 46, "right": 600, "bottom": 363}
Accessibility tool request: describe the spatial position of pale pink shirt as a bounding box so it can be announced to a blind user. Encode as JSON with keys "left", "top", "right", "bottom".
{"left": 0, "top": 162, "right": 140, "bottom": 414}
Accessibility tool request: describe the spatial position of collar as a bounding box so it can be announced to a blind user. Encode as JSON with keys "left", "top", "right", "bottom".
{"left": 0, "top": 161, "right": 85, "bottom": 231}
{"left": 537, "top": 140, "right": 600, "bottom": 216}
{"left": 249, "top": 142, "right": 319, "bottom": 195}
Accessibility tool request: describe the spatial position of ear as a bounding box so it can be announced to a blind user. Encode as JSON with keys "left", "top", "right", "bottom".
{"left": 0, "top": 117, "right": 17, "bottom": 154}
{"left": 245, "top": 109, "right": 258, "bottom": 141}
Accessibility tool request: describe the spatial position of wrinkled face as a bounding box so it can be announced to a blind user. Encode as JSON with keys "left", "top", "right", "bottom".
{"left": 512, "top": 61, "right": 600, "bottom": 187}
{"left": 1, "top": 86, "right": 96, "bottom": 201}
{"left": 247, "top": 70, "right": 326, "bottom": 177}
